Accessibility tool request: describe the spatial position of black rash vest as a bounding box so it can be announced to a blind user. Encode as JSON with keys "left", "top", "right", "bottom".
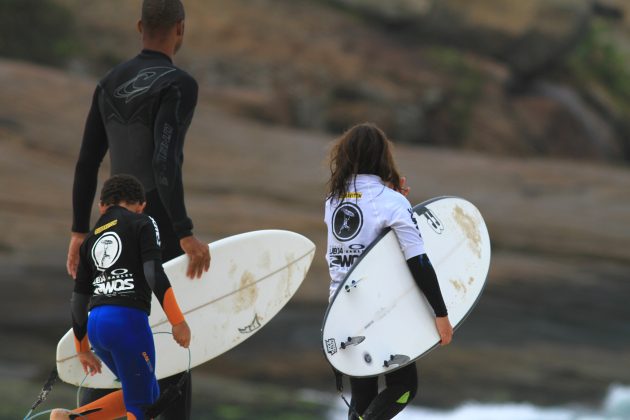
{"left": 72, "top": 206, "right": 184, "bottom": 352}
{"left": 72, "top": 49, "right": 198, "bottom": 239}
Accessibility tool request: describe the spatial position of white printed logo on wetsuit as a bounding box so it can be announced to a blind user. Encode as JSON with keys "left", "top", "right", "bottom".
{"left": 114, "top": 67, "right": 176, "bottom": 103}
{"left": 91, "top": 232, "right": 135, "bottom": 295}
{"left": 93, "top": 268, "right": 135, "bottom": 295}
{"left": 91, "top": 232, "right": 122, "bottom": 270}
{"left": 332, "top": 203, "right": 363, "bottom": 242}
{"left": 148, "top": 216, "right": 161, "bottom": 247}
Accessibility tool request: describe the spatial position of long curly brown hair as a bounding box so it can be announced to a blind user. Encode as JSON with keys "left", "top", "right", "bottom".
{"left": 326, "top": 123, "right": 401, "bottom": 200}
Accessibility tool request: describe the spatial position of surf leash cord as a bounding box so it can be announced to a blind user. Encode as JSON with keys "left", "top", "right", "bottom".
{"left": 23, "top": 331, "right": 191, "bottom": 420}
{"left": 331, "top": 366, "right": 365, "bottom": 420}
{"left": 23, "top": 368, "right": 60, "bottom": 420}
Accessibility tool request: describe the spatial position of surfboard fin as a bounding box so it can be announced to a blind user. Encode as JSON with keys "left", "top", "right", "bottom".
{"left": 383, "top": 354, "right": 410, "bottom": 368}
{"left": 69, "top": 408, "right": 102, "bottom": 419}
{"left": 144, "top": 371, "right": 190, "bottom": 418}
{"left": 344, "top": 279, "right": 362, "bottom": 292}
{"left": 340, "top": 336, "right": 365, "bottom": 349}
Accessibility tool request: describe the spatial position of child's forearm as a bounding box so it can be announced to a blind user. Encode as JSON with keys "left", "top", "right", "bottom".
{"left": 406, "top": 254, "right": 448, "bottom": 317}
{"left": 143, "top": 259, "right": 185, "bottom": 325}
{"left": 71, "top": 292, "right": 91, "bottom": 352}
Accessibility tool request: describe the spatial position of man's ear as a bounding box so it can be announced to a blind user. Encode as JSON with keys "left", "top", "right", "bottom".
{"left": 138, "top": 202, "right": 147, "bottom": 214}
{"left": 137, "top": 19, "right": 143, "bottom": 35}
{"left": 176, "top": 20, "right": 185, "bottom": 36}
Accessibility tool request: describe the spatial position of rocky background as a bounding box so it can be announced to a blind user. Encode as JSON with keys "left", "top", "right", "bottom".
{"left": 1, "top": 0, "right": 630, "bottom": 418}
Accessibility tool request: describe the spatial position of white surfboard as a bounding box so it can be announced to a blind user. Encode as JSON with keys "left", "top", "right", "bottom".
{"left": 57, "top": 230, "right": 315, "bottom": 388}
{"left": 322, "top": 196, "right": 490, "bottom": 377}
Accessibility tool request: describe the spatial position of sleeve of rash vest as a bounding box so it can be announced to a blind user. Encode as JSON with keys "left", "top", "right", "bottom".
{"left": 72, "top": 85, "right": 109, "bottom": 233}
{"left": 151, "top": 76, "right": 198, "bottom": 239}
{"left": 140, "top": 217, "right": 185, "bottom": 326}
{"left": 72, "top": 246, "right": 95, "bottom": 353}
{"left": 406, "top": 254, "right": 448, "bottom": 317}
{"left": 71, "top": 292, "right": 91, "bottom": 353}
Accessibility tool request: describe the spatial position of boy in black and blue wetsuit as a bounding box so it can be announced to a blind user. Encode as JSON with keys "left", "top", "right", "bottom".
{"left": 52, "top": 175, "right": 190, "bottom": 420}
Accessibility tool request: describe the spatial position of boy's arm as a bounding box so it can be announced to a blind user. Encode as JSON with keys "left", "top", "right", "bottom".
{"left": 141, "top": 219, "right": 190, "bottom": 348}
{"left": 72, "top": 254, "right": 93, "bottom": 353}
{"left": 143, "top": 255, "right": 191, "bottom": 348}
{"left": 143, "top": 259, "right": 185, "bottom": 326}
{"left": 71, "top": 292, "right": 90, "bottom": 353}
{"left": 140, "top": 218, "right": 185, "bottom": 326}
{"left": 71, "top": 285, "right": 103, "bottom": 375}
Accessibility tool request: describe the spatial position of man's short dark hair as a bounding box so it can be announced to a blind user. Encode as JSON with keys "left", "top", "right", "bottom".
{"left": 100, "top": 174, "right": 146, "bottom": 206}
{"left": 142, "top": 0, "right": 185, "bottom": 35}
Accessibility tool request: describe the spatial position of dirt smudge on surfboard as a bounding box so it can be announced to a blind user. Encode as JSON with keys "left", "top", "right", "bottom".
{"left": 235, "top": 270, "right": 258, "bottom": 312}
{"left": 453, "top": 205, "right": 482, "bottom": 258}
{"left": 228, "top": 261, "right": 238, "bottom": 279}
{"left": 283, "top": 253, "right": 295, "bottom": 299}
{"left": 259, "top": 250, "right": 271, "bottom": 271}
{"left": 450, "top": 278, "right": 467, "bottom": 295}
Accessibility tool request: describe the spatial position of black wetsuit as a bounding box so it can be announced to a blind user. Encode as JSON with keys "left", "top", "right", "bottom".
{"left": 72, "top": 49, "right": 198, "bottom": 419}
{"left": 348, "top": 255, "right": 447, "bottom": 420}
{"left": 73, "top": 206, "right": 179, "bottom": 326}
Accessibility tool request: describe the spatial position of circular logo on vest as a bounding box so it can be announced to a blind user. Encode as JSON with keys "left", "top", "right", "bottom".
{"left": 91, "top": 232, "right": 122, "bottom": 270}
{"left": 332, "top": 203, "right": 363, "bottom": 242}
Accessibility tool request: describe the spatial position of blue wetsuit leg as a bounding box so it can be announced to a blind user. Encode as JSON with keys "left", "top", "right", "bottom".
{"left": 88, "top": 305, "right": 159, "bottom": 419}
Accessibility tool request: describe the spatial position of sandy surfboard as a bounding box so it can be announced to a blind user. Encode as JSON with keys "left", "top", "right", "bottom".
{"left": 322, "top": 197, "right": 490, "bottom": 377}
{"left": 57, "top": 229, "right": 316, "bottom": 388}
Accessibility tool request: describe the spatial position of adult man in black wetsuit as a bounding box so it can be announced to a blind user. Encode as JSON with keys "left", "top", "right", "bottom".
{"left": 66, "top": 1, "right": 210, "bottom": 418}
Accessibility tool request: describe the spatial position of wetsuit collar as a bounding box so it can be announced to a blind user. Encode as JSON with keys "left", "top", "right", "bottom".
{"left": 140, "top": 49, "right": 173, "bottom": 64}
{"left": 105, "top": 205, "right": 132, "bottom": 215}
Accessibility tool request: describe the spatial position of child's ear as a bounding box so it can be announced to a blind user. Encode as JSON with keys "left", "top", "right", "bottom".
{"left": 98, "top": 202, "right": 108, "bottom": 215}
